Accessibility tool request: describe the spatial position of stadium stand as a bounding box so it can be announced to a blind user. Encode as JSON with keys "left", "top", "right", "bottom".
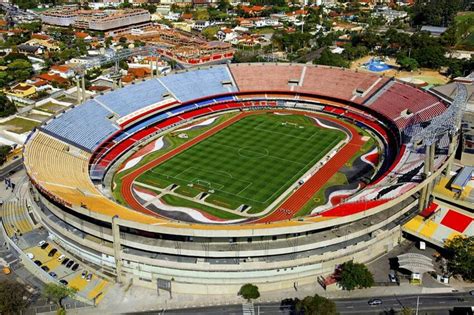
{"left": 41, "top": 100, "right": 119, "bottom": 152}
{"left": 24, "top": 132, "right": 160, "bottom": 224}
{"left": 229, "top": 64, "right": 305, "bottom": 91}
{"left": 366, "top": 82, "right": 442, "bottom": 128}
{"left": 295, "top": 66, "right": 389, "bottom": 103}
{"left": 96, "top": 79, "right": 170, "bottom": 117}
{"left": 158, "top": 66, "right": 237, "bottom": 102}
{"left": 0, "top": 201, "right": 35, "bottom": 237}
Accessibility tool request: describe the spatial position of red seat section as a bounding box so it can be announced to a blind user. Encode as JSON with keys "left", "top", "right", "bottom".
{"left": 440, "top": 210, "right": 473, "bottom": 233}
{"left": 320, "top": 199, "right": 387, "bottom": 217}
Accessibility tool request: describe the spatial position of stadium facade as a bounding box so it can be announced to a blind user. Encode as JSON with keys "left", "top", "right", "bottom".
{"left": 23, "top": 64, "right": 455, "bottom": 294}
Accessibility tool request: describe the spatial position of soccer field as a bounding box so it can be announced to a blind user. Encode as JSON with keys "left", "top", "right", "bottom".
{"left": 136, "top": 113, "right": 346, "bottom": 213}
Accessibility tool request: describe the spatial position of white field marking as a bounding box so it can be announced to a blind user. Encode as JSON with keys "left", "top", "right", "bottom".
{"left": 253, "top": 120, "right": 320, "bottom": 141}
{"left": 146, "top": 126, "right": 344, "bottom": 205}
{"left": 214, "top": 141, "right": 307, "bottom": 167}
{"left": 237, "top": 147, "right": 269, "bottom": 158}
{"left": 192, "top": 178, "right": 225, "bottom": 190}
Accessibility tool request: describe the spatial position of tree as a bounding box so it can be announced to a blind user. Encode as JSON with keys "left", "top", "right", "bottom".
{"left": 0, "top": 280, "right": 29, "bottom": 314}
{"left": 397, "top": 56, "right": 419, "bottom": 71}
{"left": 315, "top": 48, "right": 350, "bottom": 68}
{"left": 42, "top": 283, "right": 77, "bottom": 310}
{"left": 444, "top": 236, "right": 474, "bottom": 281}
{"left": 238, "top": 284, "right": 260, "bottom": 302}
{"left": 337, "top": 261, "right": 374, "bottom": 291}
{"left": 296, "top": 294, "right": 338, "bottom": 315}
{"left": 0, "top": 93, "right": 17, "bottom": 117}
{"left": 401, "top": 307, "right": 414, "bottom": 315}
{"left": 7, "top": 59, "right": 33, "bottom": 82}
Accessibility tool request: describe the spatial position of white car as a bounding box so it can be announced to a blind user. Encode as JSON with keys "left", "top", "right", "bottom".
{"left": 57, "top": 254, "right": 65, "bottom": 261}
{"left": 38, "top": 240, "right": 46, "bottom": 247}
{"left": 26, "top": 253, "right": 34, "bottom": 259}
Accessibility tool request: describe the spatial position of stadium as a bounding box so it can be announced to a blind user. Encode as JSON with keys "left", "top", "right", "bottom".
{"left": 23, "top": 63, "right": 459, "bottom": 294}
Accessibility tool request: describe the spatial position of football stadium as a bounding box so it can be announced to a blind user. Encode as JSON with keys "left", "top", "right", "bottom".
{"left": 23, "top": 63, "right": 462, "bottom": 294}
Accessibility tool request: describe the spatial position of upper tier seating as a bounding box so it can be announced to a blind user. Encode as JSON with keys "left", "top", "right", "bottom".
{"left": 295, "top": 67, "right": 388, "bottom": 103}
{"left": 367, "top": 82, "right": 442, "bottom": 127}
{"left": 230, "top": 63, "right": 305, "bottom": 91}
{"left": 41, "top": 100, "right": 119, "bottom": 152}
{"left": 95, "top": 79, "right": 169, "bottom": 117}
{"left": 229, "top": 64, "right": 388, "bottom": 104}
{"left": 158, "top": 66, "right": 237, "bottom": 102}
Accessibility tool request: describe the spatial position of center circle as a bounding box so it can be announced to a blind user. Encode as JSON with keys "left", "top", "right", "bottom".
{"left": 237, "top": 147, "right": 269, "bottom": 158}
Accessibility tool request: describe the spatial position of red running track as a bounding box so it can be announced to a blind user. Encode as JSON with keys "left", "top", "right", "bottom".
{"left": 255, "top": 114, "right": 365, "bottom": 223}
{"left": 121, "top": 112, "right": 250, "bottom": 216}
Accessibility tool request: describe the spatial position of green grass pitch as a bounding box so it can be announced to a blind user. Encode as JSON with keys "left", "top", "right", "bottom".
{"left": 136, "top": 113, "right": 345, "bottom": 213}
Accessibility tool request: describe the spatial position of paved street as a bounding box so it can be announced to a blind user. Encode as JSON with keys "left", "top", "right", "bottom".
{"left": 136, "top": 292, "right": 474, "bottom": 315}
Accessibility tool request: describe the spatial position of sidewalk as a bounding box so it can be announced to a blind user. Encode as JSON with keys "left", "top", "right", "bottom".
{"left": 60, "top": 277, "right": 460, "bottom": 315}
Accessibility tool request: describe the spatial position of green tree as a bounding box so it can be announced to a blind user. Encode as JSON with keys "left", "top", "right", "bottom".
{"left": 445, "top": 236, "right": 474, "bottom": 281}
{"left": 0, "top": 280, "right": 29, "bottom": 314}
{"left": 7, "top": 59, "right": 33, "bottom": 82}
{"left": 0, "top": 145, "right": 12, "bottom": 165}
{"left": 42, "top": 283, "right": 78, "bottom": 310}
{"left": 0, "top": 93, "right": 17, "bottom": 117}
{"left": 397, "top": 56, "right": 419, "bottom": 71}
{"left": 296, "top": 294, "right": 338, "bottom": 315}
{"left": 238, "top": 284, "right": 260, "bottom": 302}
{"left": 337, "top": 261, "right": 374, "bottom": 291}
{"left": 401, "top": 307, "right": 414, "bottom": 315}
{"left": 315, "top": 49, "right": 350, "bottom": 68}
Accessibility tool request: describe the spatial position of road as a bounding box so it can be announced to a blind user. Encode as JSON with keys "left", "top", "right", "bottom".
{"left": 132, "top": 292, "right": 474, "bottom": 315}
{"left": 0, "top": 158, "right": 23, "bottom": 181}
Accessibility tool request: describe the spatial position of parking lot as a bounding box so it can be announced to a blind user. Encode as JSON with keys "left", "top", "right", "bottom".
{"left": 22, "top": 237, "right": 111, "bottom": 304}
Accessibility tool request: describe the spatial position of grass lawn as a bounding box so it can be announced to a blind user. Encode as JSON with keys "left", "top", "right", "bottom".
{"left": 137, "top": 113, "right": 345, "bottom": 213}
{"left": 0, "top": 117, "right": 40, "bottom": 134}
{"left": 454, "top": 12, "right": 474, "bottom": 50}
{"left": 160, "top": 194, "right": 244, "bottom": 220}
{"left": 113, "top": 113, "right": 237, "bottom": 205}
{"left": 36, "top": 102, "right": 68, "bottom": 114}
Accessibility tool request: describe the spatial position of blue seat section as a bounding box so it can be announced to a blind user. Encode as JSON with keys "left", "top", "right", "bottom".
{"left": 96, "top": 79, "right": 168, "bottom": 117}
{"left": 159, "top": 67, "right": 236, "bottom": 103}
{"left": 42, "top": 100, "right": 118, "bottom": 151}
{"left": 195, "top": 99, "right": 216, "bottom": 107}
{"left": 214, "top": 95, "right": 235, "bottom": 103}
{"left": 113, "top": 113, "right": 170, "bottom": 143}
{"left": 168, "top": 104, "right": 197, "bottom": 116}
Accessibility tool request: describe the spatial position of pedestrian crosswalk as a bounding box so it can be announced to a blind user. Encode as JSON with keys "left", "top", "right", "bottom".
{"left": 242, "top": 302, "right": 254, "bottom": 315}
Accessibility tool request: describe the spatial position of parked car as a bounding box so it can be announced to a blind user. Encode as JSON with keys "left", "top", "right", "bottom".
{"left": 388, "top": 270, "right": 397, "bottom": 283}
{"left": 37, "top": 240, "right": 45, "bottom": 247}
{"left": 71, "top": 263, "right": 79, "bottom": 271}
{"left": 81, "top": 270, "right": 88, "bottom": 279}
{"left": 49, "top": 272, "right": 57, "bottom": 278}
{"left": 26, "top": 253, "right": 34, "bottom": 259}
{"left": 86, "top": 273, "right": 92, "bottom": 282}
{"left": 61, "top": 258, "right": 70, "bottom": 266}
{"left": 41, "top": 266, "right": 49, "bottom": 272}
{"left": 34, "top": 260, "right": 42, "bottom": 266}
{"left": 66, "top": 260, "right": 74, "bottom": 268}
{"left": 59, "top": 279, "right": 68, "bottom": 286}
{"left": 48, "top": 248, "right": 57, "bottom": 257}
{"left": 368, "top": 299, "right": 382, "bottom": 306}
{"left": 58, "top": 254, "right": 65, "bottom": 261}
{"left": 40, "top": 242, "right": 49, "bottom": 250}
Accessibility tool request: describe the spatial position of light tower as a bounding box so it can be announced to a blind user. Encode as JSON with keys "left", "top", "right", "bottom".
{"left": 406, "top": 84, "right": 468, "bottom": 212}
